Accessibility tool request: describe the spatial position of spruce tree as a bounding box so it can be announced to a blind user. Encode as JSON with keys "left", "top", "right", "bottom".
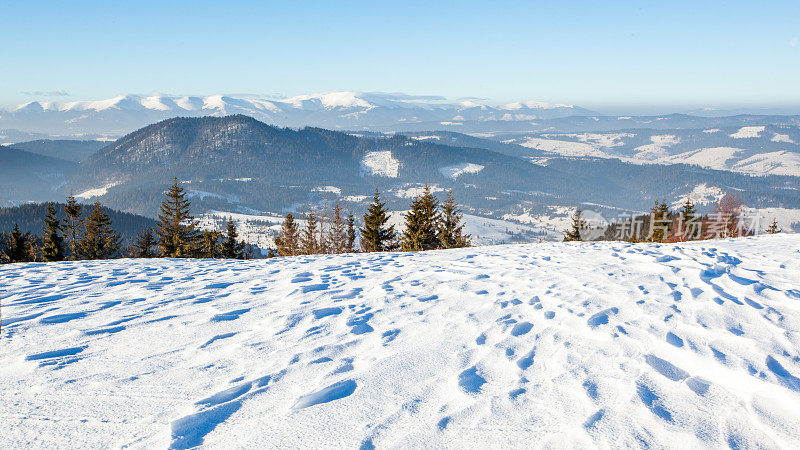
{"left": 681, "top": 198, "right": 696, "bottom": 223}
{"left": 130, "top": 227, "right": 158, "bottom": 258}
{"left": 157, "top": 178, "right": 199, "bottom": 258}
{"left": 274, "top": 213, "right": 300, "bottom": 256}
{"left": 401, "top": 185, "right": 440, "bottom": 252}
{"left": 221, "top": 218, "right": 245, "bottom": 259}
{"left": 300, "top": 207, "right": 319, "bottom": 255}
{"left": 360, "top": 190, "right": 397, "bottom": 252}
{"left": 327, "top": 202, "right": 347, "bottom": 254}
{"left": 438, "top": 190, "right": 470, "bottom": 249}
{"left": 766, "top": 218, "right": 781, "bottom": 234}
{"left": 199, "top": 230, "right": 222, "bottom": 258}
{"left": 41, "top": 203, "right": 65, "bottom": 262}
{"left": 679, "top": 197, "right": 697, "bottom": 240}
{"left": 345, "top": 213, "right": 357, "bottom": 253}
{"left": 79, "top": 201, "right": 122, "bottom": 260}
{"left": 7, "top": 224, "right": 32, "bottom": 263}
{"left": 657, "top": 200, "right": 671, "bottom": 240}
{"left": 317, "top": 204, "right": 329, "bottom": 254}
{"left": 27, "top": 236, "right": 42, "bottom": 262}
{"left": 647, "top": 200, "right": 671, "bottom": 243}
{"left": 64, "top": 195, "right": 82, "bottom": 259}
{"left": 563, "top": 208, "right": 585, "bottom": 242}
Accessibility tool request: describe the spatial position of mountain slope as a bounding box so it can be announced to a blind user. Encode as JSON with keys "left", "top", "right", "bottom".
{"left": 9, "top": 139, "right": 107, "bottom": 162}
{"left": 0, "top": 146, "right": 77, "bottom": 204}
{"left": 71, "top": 115, "right": 573, "bottom": 215}
{"left": 2, "top": 235, "right": 799, "bottom": 447}
{"left": 0, "top": 202, "right": 157, "bottom": 243}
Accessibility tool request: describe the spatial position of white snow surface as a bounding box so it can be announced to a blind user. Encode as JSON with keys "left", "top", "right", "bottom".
{"left": 565, "top": 132, "right": 634, "bottom": 148}
{"left": 392, "top": 185, "right": 446, "bottom": 199}
{"left": 360, "top": 151, "right": 400, "bottom": 178}
{"left": 3, "top": 236, "right": 800, "bottom": 448}
{"left": 730, "top": 126, "right": 766, "bottom": 139}
{"left": 671, "top": 183, "right": 727, "bottom": 208}
{"left": 74, "top": 182, "right": 120, "bottom": 199}
{"left": 438, "top": 162, "right": 484, "bottom": 179}
{"left": 312, "top": 186, "right": 342, "bottom": 194}
{"left": 771, "top": 133, "right": 795, "bottom": 144}
{"left": 519, "top": 137, "right": 613, "bottom": 158}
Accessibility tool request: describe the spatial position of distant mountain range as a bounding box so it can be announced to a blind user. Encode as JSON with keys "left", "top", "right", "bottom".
{"left": 0, "top": 92, "right": 594, "bottom": 139}
{"left": 402, "top": 125, "right": 800, "bottom": 177}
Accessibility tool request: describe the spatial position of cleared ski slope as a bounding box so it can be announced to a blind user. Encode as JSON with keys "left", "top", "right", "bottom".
{"left": 1, "top": 235, "right": 800, "bottom": 448}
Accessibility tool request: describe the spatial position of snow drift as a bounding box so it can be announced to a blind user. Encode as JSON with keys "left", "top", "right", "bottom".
{"left": 2, "top": 235, "right": 800, "bottom": 448}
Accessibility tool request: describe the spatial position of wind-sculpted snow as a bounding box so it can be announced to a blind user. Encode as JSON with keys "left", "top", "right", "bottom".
{"left": 1, "top": 235, "right": 800, "bottom": 448}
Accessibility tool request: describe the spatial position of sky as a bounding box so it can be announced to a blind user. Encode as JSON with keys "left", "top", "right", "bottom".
{"left": 1, "top": 0, "right": 799, "bottom": 113}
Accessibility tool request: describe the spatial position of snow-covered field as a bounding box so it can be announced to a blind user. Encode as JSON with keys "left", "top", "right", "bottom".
{"left": 2, "top": 236, "right": 800, "bottom": 448}
{"left": 75, "top": 182, "right": 121, "bottom": 200}
{"left": 360, "top": 151, "right": 400, "bottom": 178}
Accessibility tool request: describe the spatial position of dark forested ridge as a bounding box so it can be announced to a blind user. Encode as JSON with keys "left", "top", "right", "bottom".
{"left": 0, "top": 202, "right": 157, "bottom": 243}
{"left": 9, "top": 139, "right": 107, "bottom": 162}
{"left": 65, "top": 115, "right": 579, "bottom": 215}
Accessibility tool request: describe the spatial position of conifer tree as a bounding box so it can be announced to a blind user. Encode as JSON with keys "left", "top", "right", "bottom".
{"left": 563, "top": 208, "right": 585, "bottom": 242}
{"left": 0, "top": 232, "right": 7, "bottom": 264}
{"left": 438, "top": 190, "right": 470, "bottom": 249}
{"left": 130, "top": 227, "right": 158, "bottom": 258}
{"left": 199, "top": 230, "right": 222, "bottom": 258}
{"left": 681, "top": 198, "right": 696, "bottom": 224}
{"left": 327, "top": 202, "right": 348, "bottom": 254}
{"left": 157, "top": 178, "right": 199, "bottom": 258}
{"left": 300, "top": 207, "right": 319, "bottom": 255}
{"left": 274, "top": 213, "right": 300, "bottom": 256}
{"left": 41, "top": 203, "right": 65, "bottom": 262}
{"left": 64, "top": 195, "right": 82, "bottom": 259}
{"left": 766, "top": 218, "right": 781, "bottom": 234}
{"left": 678, "top": 197, "right": 697, "bottom": 240}
{"left": 79, "top": 201, "right": 122, "bottom": 260}
{"left": 345, "top": 213, "right": 357, "bottom": 253}
{"left": 317, "top": 204, "right": 329, "bottom": 254}
{"left": 27, "top": 236, "right": 43, "bottom": 263}
{"left": 401, "top": 185, "right": 440, "bottom": 252}
{"left": 647, "top": 200, "right": 671, "bottom": 243}
{"left": 6, "top": 224, "right": 32, "bottom": 263}
{"left": 221, "top": 218, "right": 245, "bottom": 259}
{"left": 360, "top": 190, "right": 397, "bottom": 252}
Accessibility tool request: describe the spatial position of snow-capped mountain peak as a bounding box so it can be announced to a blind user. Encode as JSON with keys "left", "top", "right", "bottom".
{"left": 1, "top": 92, "right": 594, "bottom": 137}
{"left": 499, "top": 100, "right": 574, "bottom": 110}
{"left": 281, "top": 91, "right": 375, "bottom": 110}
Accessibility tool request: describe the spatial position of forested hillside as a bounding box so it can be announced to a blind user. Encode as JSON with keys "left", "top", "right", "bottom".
{"left": 0, "top": 202, "right": 156, "bottom": 243}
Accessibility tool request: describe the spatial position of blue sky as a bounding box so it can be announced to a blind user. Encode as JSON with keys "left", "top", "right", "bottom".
{"left": 2, "top": 0, "right": 799, "bottom": 112}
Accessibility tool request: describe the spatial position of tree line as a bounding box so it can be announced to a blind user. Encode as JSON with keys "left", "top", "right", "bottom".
{"left": 1, "top": 181, "right": 471, "bottom": 264}
{"left": 0, "top": 179, "right": 251, "bottom": 263}
{"left": 272, "top": 185, "right": 470, "bottom": 256}
{"left": 564, "top": 192, "right": 782, "bottom": 243}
